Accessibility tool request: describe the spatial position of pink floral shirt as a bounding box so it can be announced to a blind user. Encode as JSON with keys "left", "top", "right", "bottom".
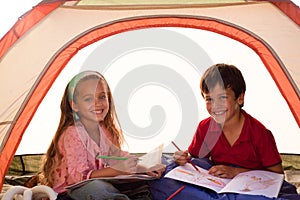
{"left": 52, "top": 122, "right": 127, "bottom": 193}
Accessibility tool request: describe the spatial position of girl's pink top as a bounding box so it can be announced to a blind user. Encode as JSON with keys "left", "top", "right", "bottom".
{"left": 52, "top": 121, "right": 127, "bottom": 193}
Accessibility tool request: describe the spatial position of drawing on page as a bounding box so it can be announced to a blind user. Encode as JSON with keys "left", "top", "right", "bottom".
{"left": 172, "top": 166, "right": 227, "bottom": 188}
{"left": 239, "top": 174, "right": 278, "bottom": 192}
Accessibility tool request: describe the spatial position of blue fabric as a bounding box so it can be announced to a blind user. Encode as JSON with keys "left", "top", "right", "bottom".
{"left": 149, "top": 157, "right": 300, "bottom": 200}
{"left": 67, "top": 179, "right": 130, "bottom": 200}
{"left": 57, "top": 192, "right": 74, "bottom": 200}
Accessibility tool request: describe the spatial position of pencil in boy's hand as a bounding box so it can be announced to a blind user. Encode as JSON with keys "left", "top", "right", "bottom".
{"left": 171, "top": 141, "right": 200, "bottom": 173}
{"left": 171, "top": 141, "right": 181, "bottom": 151}
{"left": 97, "top": 155, "right": 128, "bottom": 160}
{"left": 166, "top": 185, "right": 185, "bottom": 200}
{"left": 186, "top": 159, "right": 200, "bottom": 173}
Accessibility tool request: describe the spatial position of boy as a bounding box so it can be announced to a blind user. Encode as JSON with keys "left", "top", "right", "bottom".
{"left": 174, "top": 63, "right": 283, "bottom": 178}
{"left": 149, "top": 63, "right": 299, "bottom": 200}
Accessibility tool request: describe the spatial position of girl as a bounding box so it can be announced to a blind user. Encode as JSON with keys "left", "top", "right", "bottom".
{"left": 41, "top": 71, "right": 163, "bottom": 200}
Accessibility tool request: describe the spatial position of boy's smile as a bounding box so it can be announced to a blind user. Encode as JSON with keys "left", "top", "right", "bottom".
{"left": 203, "top": 83, "right": 244, "bottom": 125}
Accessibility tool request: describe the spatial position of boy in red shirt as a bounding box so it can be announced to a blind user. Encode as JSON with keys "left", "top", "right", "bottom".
{"left": 149, "top": 63, "right": 299, "bottom": 200}
{"left": 176, "top": 63, "right": 283, "bottom": 178}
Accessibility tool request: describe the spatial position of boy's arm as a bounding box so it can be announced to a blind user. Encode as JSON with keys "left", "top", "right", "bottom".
{"left": 173, "top": 150, "right": 190, "bottom": 165}
{"left": 267, "top": 163, "right": 284, "bottom": 174}
{"left": 208, "top": 165, "right": 250, "bottom": 179}
{"left": 209, "top": 163, "right": 284, "bottom": 179}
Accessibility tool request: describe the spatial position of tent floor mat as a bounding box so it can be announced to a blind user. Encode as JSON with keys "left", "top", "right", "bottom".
{"left": 2, "top": 153, "right": 300, "bottom": 195}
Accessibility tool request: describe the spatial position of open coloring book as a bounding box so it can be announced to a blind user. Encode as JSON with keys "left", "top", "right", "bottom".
{"left": 66, "top": 144, "right": 164, "bottom": 190}
{"left": 164, "top": 163, "right": 284, "bottom": 198}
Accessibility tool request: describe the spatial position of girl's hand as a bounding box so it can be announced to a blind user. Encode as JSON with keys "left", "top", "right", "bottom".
{"left": 148, "top": 164, "right": 166, "bottom": 178}
{"left": 173, "top": 150, "right": 189, "bottom": 166}
{"left": 208, "top": 165, "right": 246, "bottom": 179}
{"left": 137, "top": 164, "right": 166, "bottom": 178}
{"left": 110, "top": 155, "right": 138, "bottom": 175}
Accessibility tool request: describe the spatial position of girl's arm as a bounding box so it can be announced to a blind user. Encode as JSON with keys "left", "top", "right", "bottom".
{"left": 89, "top": 167, "right": 129, "bottom": 178}
{"left": 91, "top": 155, "right": 138, "bottom": 178}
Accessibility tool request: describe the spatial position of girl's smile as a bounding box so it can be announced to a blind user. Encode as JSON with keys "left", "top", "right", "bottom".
{"left": 72, "top": 78, "right": 109, "bottom": 123}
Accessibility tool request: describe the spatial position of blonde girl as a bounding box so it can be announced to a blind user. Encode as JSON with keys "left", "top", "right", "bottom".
{"left": 41, "top": 71, "right": 139, "bottom": 200}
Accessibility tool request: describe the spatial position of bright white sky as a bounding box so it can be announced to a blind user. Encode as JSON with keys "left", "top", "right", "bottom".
{"left": 0, "top": 1, "right": 300, "bottom": 154}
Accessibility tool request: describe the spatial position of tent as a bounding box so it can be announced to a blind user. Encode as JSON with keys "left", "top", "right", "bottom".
{"left": 0, "top": 0, "right": 299, "bottom": 192}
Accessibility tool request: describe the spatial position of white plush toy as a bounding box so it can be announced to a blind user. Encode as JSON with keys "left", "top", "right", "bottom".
{"left": 1, "top": 185, "right": 57, "bottom": 200}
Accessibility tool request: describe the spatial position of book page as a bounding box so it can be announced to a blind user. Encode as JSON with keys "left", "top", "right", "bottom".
{"left": 137, "top": 144, "right": 163, "bottom": 169}
{"left": 164, "top": 163, "right": 231, "bottom": 193}
{"left": 220, "top": 170, "right": 284, "bottom": 198}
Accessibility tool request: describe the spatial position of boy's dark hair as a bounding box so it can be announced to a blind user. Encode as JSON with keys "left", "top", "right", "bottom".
{"left": 200, "top": 63, "right": 246, "bottom": 106}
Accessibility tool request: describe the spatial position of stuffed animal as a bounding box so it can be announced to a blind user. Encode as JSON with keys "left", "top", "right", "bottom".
{"left": 1, "top": 185, "right": 57, "bottom": 200}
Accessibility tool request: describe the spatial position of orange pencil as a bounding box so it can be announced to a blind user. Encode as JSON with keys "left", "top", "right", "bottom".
{"left": 171, "top": 141, "right": 200, "bottom": 173}
{"left": 166, "top": 185, "right": 185, "bottom": 200}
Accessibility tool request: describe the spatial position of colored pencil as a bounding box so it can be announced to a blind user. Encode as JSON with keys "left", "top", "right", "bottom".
{"left": 186, "top": 159, "right": 201, "bottom": 173}
{"left": 171, "top": 141, "right": 200, "bottom": 173}
{"left": 171, "top": 141, "right": 181, "bottom": 151}
{"left": 97, "top": 155, "right": 128, "bottom": 160}
{"left": 166, "top": 185, "right": 185, "bottom": 200}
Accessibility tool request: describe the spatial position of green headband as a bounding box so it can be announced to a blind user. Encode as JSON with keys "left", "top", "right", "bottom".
{"left": 67, "top": 71, "right": 104, "bottom": 102}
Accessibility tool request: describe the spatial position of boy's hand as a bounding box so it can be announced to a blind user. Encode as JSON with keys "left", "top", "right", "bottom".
{"left": 208, "top": 165, "right": 241, "bottom": 179}
{"left": 173, "top": 150, "right": 189, "bottom": 166}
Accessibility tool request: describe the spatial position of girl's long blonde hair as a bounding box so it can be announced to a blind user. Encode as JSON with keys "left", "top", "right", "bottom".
{"left": 41, "top": 71, "right": 124, "bottom": 186}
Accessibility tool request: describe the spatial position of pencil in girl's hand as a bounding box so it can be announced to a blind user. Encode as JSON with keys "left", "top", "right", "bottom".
{"left": 166, "top": 185, "right": 185, "bottom": 200}
{"left": 171, "top": 141, "right": 200, "bottom": 173}
{"left": 97, "top": 155, "right": 128, "bottom": 160}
